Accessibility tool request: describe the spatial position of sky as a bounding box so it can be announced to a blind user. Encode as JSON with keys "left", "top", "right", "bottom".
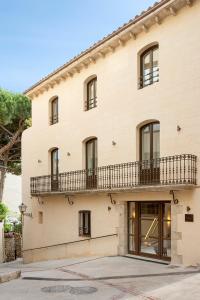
{"left": 0, "top": 0, "right": 156, "bottom": 93}
{"left": 1, "top": 0, "right": 156, "bottom": 212}
{"left": 3, "top": 174, "right": 21, "bottom": 213}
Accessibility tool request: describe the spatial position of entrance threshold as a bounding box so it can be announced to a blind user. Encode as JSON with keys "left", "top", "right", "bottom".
{"left": 124, "top": 254, "right": 170, "bottom": 265}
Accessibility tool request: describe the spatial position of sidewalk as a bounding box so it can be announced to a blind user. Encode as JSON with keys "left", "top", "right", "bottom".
{"left": 1, "top": 256, "right": 200, "bottom": 299}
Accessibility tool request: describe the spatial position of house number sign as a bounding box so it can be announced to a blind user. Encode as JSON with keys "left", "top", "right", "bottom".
{"left": 185, "top": 214, "right": 194, "bottom": 222}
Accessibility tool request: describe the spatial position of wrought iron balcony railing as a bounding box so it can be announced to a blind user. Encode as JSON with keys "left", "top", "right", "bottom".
{"left": 30, "top": 154, "right": 197, "bottom": 195}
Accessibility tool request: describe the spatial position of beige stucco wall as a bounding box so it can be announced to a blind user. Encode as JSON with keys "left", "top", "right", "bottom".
{"left": 22, "top": 2, "right": 200, "bottom": 265}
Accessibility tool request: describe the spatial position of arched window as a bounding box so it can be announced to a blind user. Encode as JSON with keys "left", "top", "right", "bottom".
{"left": 140, "top": 122, "right": 160, "bottom": 184}
{"left": 85, "top": 138, "right": 97, "bottom": 188}
{"left": 50, "top": 97, "right": 58, "bottom": 125}
{"left": 140, "top": 122, "right": 160, "bottom": 161}
{"left": 140, "top": 45, "right": 159, "bottom": 88}
{"left": 86, "top": 77, "right": 97, "bottom": 110}
{"left": 50, "top": 148, "right": 59, "bottom": 191}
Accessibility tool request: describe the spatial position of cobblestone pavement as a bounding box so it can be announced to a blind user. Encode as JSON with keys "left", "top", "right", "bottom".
{"left": 0, "top": 256, "right": 200, "bottom": 299}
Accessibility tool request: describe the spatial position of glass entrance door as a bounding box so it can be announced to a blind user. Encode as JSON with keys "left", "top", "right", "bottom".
{"left": 128, "top": 202, "right": 171, "bottom": 260}
{"left": 140, "top": 203, "right": 159, "bottom": 256}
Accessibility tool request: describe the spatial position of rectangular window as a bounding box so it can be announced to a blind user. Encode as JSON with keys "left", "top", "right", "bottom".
{"left": 38, "top": 211, "right": 43, "bottom": 224}
{"left": 79, "top": 210, "right": 91, "bottom": 237}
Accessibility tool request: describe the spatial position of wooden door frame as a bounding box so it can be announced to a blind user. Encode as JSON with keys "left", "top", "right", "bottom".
{"left": 128, "top": 201, "right": 171, "bottom": 261}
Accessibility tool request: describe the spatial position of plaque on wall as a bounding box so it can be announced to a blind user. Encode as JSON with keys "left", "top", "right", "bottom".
{"left": 185, "top": 214, "right": 194, "bottom": 222}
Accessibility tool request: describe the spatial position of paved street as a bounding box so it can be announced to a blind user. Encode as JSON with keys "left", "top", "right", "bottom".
{"left": 0, "top": 256, "right": 200, "bottom": 299}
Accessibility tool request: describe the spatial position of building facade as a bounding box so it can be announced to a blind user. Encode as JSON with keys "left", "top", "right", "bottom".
{"left": 23, "top": 0, "right": 200, "bottom": 265}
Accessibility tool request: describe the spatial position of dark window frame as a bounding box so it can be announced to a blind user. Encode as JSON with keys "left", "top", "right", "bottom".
{"left": 140, "top": 121, "right": 160, "bottom": 161}
{"left": 50, "top": 97, "right": 59, "bottom": 125}
{"left": 140, "top": 45, "right": 159, "bottom": 89}
{"left": 51, "top": 148, "right": 59, "bottom": 191}
{"left": 86, "top": 77, "right": 97, "bottom": 110}
{"left": 85, "top": 138, "right": 97, "bottom": 170}
{"left": 79, "top": 210, "right": 91, "bottom": 237}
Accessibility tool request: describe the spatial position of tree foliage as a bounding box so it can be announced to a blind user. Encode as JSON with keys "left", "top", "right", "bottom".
{"left": 0, "top": 88, "right": 31, "bottom": 200}
{"left": 0, "top": 202, "right": 8, "bottom": 221}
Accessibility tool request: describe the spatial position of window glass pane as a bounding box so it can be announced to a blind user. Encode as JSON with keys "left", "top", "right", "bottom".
{"left": 140, "top": 203, "right": 159, "bottom": 255}
{"left": 52, "top": 99, "right": 58, "bottom": 115}
{"left": 129, "top": 203, "right": 135, "bottom": 235}
{"left": 141, "top": 218, "right": 159, "bottom": 255}
{"left": 153, "top": 48, "right": 159, "bottom": 82}
{"left": 129, "top": 235, "right": 135, "bottom": 252}
{"left": 153, "top": 123, "right": 160, "bottom": 160}
{"left": 89, "top": 81, "right": 94, "bottom": 99}
{"left": 52, "top": 149, "right": 59, "bottom": 175}
{"left": 87, "top": 78, "right": 97, "bottom": 109}
{"left": 163, "top": 203, "right": 171, "bottom": 220}
{"left": 163, "top": 221, "right": 171, "bottom": 239}
{"left": 87, "top": 141, "right": 94, "bottom": 170}
{"left": 84, "top": 212, "right": 89, "bottom": 234}
{"left": 163, "top": 240, "right": 171, "bottom": 257}
{"left": 86, "top": 139, "right": 97, "bottom": 171}
{"left": 128, "top": 203, "right": 136, "bottom": 252}
{"left": 79, "top": 212, "right": 83, "bottom": 235}
{"left": 51, "top": 98, "right": 58, "bottom": 124}
{"left": 141, "top": 203, "right": 159, "bottom": 216}
{"left": 143, "top": 53, "right": 151, "bottom": 86}
{"left": 141, "top": 126, "right": 150, "bottom": 161}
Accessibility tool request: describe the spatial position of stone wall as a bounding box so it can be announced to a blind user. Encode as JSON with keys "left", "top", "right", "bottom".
{"left": 4, "top": 233, "right": 22, "bottom": 262}
{"left": 0, "top": 222, "right": 4, "bottom": 263}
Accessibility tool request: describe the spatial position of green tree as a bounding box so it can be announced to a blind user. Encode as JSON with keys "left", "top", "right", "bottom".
{"left": 0, "top": 89, "right": 31, "bottom": 201}
{"left": 0, "top": 202, "right": 8, "bottom": 221}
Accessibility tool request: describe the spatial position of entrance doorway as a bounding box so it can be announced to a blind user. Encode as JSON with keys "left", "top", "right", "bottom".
{"left": 128, "top": 202, "right": 171, "bottom": 260}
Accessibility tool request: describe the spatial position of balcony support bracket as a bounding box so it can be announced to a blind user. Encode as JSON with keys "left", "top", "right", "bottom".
{"left": 108, "top": 193, "right": 116, "bottom": 205}
{"left": 65, "top": 195, "right": 74, "bottom": 205}
{"left": 170, "top": 190, "right": 179, "bottom": 204}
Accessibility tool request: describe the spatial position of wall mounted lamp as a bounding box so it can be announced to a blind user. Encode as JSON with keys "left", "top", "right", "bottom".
{"left": 112, "top": 141, "right": 117, "bottom": 146}
{"left": 18, "top": 203, "right": 33, "bottom": 217}
{"left": 38, "top": 159, "right": 42, "bottom": 163}
{"left": 67, "top": 152, "right": 71, "bottom": 156}
{"left": 186, "top": 206, "right": 191, "bottom": 212}
{"left": 177, "top": 125, "right": 181, "bottom": 132}
{"left": 64, "top": 195, "right": 74, "bottom": 205}
{"left": 170, "top": 190, "right": 179, "bottom": 204}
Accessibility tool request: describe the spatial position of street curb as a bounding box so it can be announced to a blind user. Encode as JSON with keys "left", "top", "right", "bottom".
{"left": 0, "top": 270, "right": 21, "bottom": 284}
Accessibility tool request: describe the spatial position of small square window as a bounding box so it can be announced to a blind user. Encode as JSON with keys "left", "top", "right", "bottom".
{"left": 79, "top": 211, "right": 91, "bottom": 237}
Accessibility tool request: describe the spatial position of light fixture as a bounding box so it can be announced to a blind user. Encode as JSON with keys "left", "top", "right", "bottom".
{"left": 186, "top": 206, "right": 191, "bottom": 212}
{"left": 170, "top": 190, "right": 179, "bottom": 204}
{"left": 112, "top": 141, "right": 116, "bottom": 146}
{"left": 177, "top": 125, "right": 181, "bottom": 132}
{"left": 19, "top": 203, "right": 32, "bottom": 217}
{"left": 38, "top": 159, "right": 42, "bottom": 163}
{"left": 67, "top": 152, "right": 71, "bottom": 156}
{"left": 64, "top": 195, "right": 74, "bottom": 205}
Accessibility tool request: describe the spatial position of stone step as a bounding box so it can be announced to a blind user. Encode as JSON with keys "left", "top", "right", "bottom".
{"left": 0, "top": 270, "right": 21, "bottom": 284}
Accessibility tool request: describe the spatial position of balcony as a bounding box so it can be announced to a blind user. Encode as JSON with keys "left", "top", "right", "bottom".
{"left": 30, "top": 154, "right": 197, "bottom": 196}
